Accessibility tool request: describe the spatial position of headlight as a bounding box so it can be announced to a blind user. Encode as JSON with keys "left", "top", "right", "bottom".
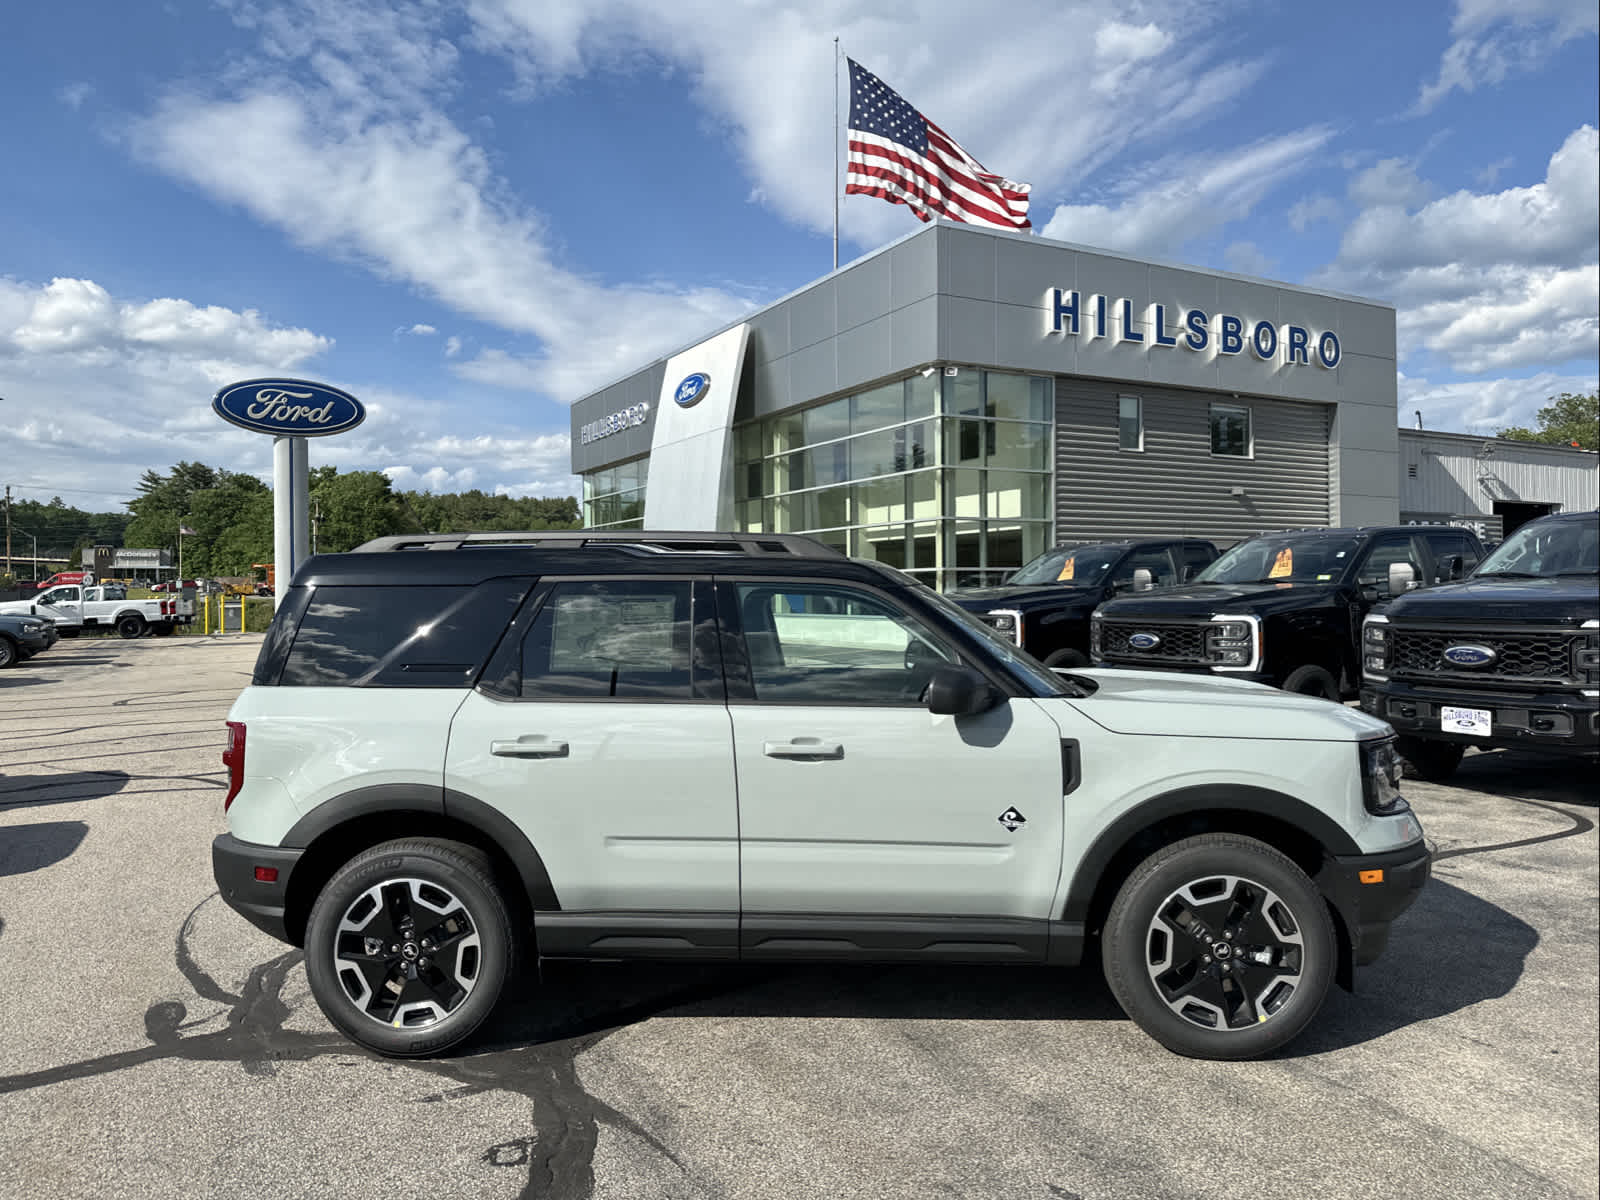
{"left": 985, "top": 610, "right": 1022, "bottom": 647}
{"left": 1204, "top": 614, "right": 1259, "bottom": 670}
{"left": 1089, "top": 613, "right": 1103, "bottom": 660}
{"left": 1574, "top": 636, "right": 1599, "bottom": 686}
{"left": 1361, "top": 737, "right": 1409, "bottom": 816}
{"left": 1362, "top": 616, "right": 1389, "bottom": 678}
{"left": 22, "top": 620, "right": 43, "bottom": 632}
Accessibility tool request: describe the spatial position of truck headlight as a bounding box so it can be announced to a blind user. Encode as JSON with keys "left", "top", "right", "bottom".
{"left": 1204, "top": 615, "right": 1259, "bottom": 670}
{"left": 1361, "top": 737, "right": 1409, "bottom": 816}
{"left": 1362, "top": 616, "right": 1389, "bottom": 678}
{"left": 1575, "top": 636, "right": 1599, "bottom": 687}
{"left": 985, "top": 610, "right": 1022, "bottom": 647}
{"left": 1089, "top": 613, "right": 1102, "bottom": 660}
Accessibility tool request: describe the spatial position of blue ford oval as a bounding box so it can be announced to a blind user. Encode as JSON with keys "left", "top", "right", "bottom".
{"left": 1128, "top": 632, "right": 1162, "bottom": 650}
{"left": 674, "top": 372, "right": 710, "bottom": 408}
{"left": 1442, "top": 644, "right": 1497, "bottom": 667}
{"left": 213, "top": 378, "right": 366, "bottom": 437}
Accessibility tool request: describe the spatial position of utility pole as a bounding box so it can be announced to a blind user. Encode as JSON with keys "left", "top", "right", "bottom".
{"left": 312, "top": 497, "right": 321, "bottom": 555}
{"left": 4, "top": 484, "right": 11, "bottom": 575}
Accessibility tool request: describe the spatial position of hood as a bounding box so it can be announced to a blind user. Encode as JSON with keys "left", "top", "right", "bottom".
{"left": 1380, "top": 574, "right": 1598, "bottom": 624}
{"left": 950, "top": 584, "right": 1100, "bottom": 612}
{"left": 1096, "top": 581, "right": 1341, "bottom": 619}
{"left": 1061, "top": 668, "right": 1390, "bottom": 741}
{"left": 0, "top": 599, "right": 39, "bottom": 619}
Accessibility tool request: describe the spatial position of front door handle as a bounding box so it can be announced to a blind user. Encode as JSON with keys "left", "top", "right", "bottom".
{"left": 763, "top": 738, "right": 844, "bottom": 761}
{"left": 491, "top": 735, "right": 569, "bottom": 759}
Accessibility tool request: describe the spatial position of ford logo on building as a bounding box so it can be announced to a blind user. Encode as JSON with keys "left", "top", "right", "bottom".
{"left": 1442, "top": 644, "right": 1497, "bottom": 668}
{"left": 213, "top": 378, "right": 366, "bottom": 437}
{"left": 1128, "top": 632, "right": 1162, "bottom": 651}
{"left": 674, "top": 372, "right": 710, "bottom": 408}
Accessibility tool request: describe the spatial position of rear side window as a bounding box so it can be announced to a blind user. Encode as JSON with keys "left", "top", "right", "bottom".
{"left": 279, "top": 580, "right": 529, "bottom": 687}
{"left": 519, "top": 580, "right": 693, "bottom": 699}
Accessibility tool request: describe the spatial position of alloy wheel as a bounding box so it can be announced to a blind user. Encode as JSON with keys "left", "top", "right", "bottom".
{"left": 332, "top": 877, "right": 482, "bottom": 1029}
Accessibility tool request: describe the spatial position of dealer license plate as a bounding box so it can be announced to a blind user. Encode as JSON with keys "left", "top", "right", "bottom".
{"left": 1441, "top": 706, "right": 1492, "bottom": 737}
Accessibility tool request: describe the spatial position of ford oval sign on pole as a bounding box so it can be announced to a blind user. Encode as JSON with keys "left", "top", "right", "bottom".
{"left": 212, "top": 378, "right": 366, "bottom": 436}
{"left": 213, "top": 377, "right": 367, "bottom": 610}
{"left": 674, "top": 372, "right": 710, "bottom": 408}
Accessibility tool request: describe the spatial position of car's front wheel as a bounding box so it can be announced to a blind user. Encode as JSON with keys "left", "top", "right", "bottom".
{"left": 304, "top": 838, "right": 518, "bottom": 1057}
{"left": 0, "top": 637, "right": 17, "bottom": 669}
{"left": 1102, "top": 834, "right": 1335, "bottom": 1060}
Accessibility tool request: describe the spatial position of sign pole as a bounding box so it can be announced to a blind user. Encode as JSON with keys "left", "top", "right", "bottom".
{"left": 273, "top": 436, "right": 294, "bottom": 612}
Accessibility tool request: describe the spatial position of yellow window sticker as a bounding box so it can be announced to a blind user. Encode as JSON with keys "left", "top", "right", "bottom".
{"left": 1057, "top": 557, "right": 1075, "bottom": 581}
{"left": 1268, "top": 547, "right": 1293, "bottom": 578}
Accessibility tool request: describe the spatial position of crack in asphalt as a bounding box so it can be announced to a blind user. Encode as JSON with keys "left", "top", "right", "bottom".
{"left": 0, "top": 893, "right": 730, "bottom": 1199}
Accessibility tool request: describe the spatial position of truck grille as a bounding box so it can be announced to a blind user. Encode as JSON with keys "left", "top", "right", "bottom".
{"left": 1098, "top": 620, "right": 1208, "bottom": 665}
{"left": 1389, "top": 626, "right": 1587, "bottom": 688}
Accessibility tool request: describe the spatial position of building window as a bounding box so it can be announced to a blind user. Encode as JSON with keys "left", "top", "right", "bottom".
{"left": 1210, "top": 404, "right": 1252, "bottom": 458}
{"left": 581, "top": 457, "right": 649, "bottom": 529}
{"left": 1118, "top": 395, "right": 1142, "bottom": 451}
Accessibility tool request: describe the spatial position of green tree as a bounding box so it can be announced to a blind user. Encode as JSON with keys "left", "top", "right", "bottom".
{"left": 1498, "top": 392, "right": 1599, "bottom": 450}
{"left": 311, "top": 469, "right": 411, "bottom": 553}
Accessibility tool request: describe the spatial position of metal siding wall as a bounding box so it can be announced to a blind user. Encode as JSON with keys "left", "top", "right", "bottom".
{"left": 1055, "top": 378, "right": 1331, "bottom": 544}
{"left": 1398, "top": 433, "right": 1600, "bottom": 516}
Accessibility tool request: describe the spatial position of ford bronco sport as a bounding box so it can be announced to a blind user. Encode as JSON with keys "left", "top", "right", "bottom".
{"left": 213, "top": 531, "right": 1429, "bottom": 1061}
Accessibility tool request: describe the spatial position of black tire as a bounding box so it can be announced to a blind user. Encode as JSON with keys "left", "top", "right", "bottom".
{"left": 116, "top": 614, "right": 147, "bottom": 639}
{"left": 1282, "top": 664, "right": 1340, "bottom": 701}
{"left": 57, "top": 627, "right": 79, "bottom": 638}
{"left": 304, "top": 838, "right": 517, "bottom": 1058}
{"left": 0, "top": 636, "right": 16, "bottom": 669}
{"left": 152, "top": 623, "right": 176, "bottom": 637}
{"left": 1042, "top": 648, "right": 1089, "bottom": 669}
{"left": 1396, "top": 736, "right": 1465, "bottom": 782}
{"left": 1102, "top": 833, "right": 1335, "bottom": 1060}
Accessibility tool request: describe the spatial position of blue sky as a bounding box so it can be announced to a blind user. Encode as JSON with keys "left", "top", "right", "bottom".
{"left": 1, "top": 0, "right": 1595, "bottom": 509}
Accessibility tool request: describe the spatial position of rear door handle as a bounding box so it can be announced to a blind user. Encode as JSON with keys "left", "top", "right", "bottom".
{"left": 763, "top": 738, "right": 844, "bottom": 760}
{"left": 491, "top": 735, "right": 569, "bottom": 759}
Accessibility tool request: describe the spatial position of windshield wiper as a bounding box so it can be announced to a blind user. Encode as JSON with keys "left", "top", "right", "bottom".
{"left": 1475, "top": 570, "right": 1542, "bottom": 578}
{"left": 1553, "top": 569, "right": 1600, "bottom": 576}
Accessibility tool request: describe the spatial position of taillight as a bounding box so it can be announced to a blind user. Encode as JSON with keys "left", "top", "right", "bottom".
{"left": 222, "top": 721, "right": 246, "bottom": 812}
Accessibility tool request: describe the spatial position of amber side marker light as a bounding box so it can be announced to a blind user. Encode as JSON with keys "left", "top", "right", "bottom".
{"left": 1359, "top": 869, "right": 1385, "bottom": 884}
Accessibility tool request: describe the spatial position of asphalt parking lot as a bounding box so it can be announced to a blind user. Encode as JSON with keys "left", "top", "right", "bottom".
{"left": 1, "top": 635, "right": 1596, "bottom": 1200}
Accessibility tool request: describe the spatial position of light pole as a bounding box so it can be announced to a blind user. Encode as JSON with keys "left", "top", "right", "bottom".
{"left": 12, "top": 525, "right": 39, "bottom": 581}
{"left": 178, "top": 519, "right": 196, "bottom": 589}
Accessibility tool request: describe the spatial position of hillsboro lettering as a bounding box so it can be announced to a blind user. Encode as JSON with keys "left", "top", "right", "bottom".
{"left": 1043, "top": 288, "right": 1341, "bottom": 368}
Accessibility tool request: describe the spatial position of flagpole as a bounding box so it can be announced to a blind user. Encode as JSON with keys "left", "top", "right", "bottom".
{"left": 833, "top": 36, "right": 840, "bottom": 272}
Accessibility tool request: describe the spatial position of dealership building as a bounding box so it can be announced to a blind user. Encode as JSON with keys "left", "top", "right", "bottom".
{"left": 570, "top": 221, "right": 1593, "bottom": 589}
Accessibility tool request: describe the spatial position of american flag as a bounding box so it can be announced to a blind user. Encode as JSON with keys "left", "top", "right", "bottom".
{"left": 845, "top": 59, "right": 1031, "bottom": 230}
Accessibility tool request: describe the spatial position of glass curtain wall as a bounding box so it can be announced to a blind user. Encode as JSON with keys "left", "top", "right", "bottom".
{"left": 733, "top": 369, "right": 1054, "bottom": 590}
{"left": 582, "top": 457, "right": 649, "bottom": 529}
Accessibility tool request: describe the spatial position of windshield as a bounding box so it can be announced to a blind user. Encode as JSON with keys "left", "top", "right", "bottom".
{"left": 1477, "top": 517, "right": 1599, "bottom": 577}
{"left": 1006, "top": 544, "right": 1120, "bottom": 586}
{"left": 1196, "top": 533, "right": 1363, "bottom": 585}
{"left": 911, "top": 584, "right": 1078, "bottom": 696}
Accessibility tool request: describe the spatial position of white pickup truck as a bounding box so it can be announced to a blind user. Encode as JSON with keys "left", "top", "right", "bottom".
{"left": 0, "top": 584, "right": 194, "bottom": 638}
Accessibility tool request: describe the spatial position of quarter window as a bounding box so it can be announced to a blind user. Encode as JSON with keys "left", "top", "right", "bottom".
{"left": 1210, "top": 404, "right": 1251, "bottom": 457}
{"left": 519, "top": 580, "right": 692, "bottom": 700}
{"left": 1118, "top": 395, "right": 1143, "bottom": 451}
{"left": 732, "top": 583, "right": 954, "bottom": 705}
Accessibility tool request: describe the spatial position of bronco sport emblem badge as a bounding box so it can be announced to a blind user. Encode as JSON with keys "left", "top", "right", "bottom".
{"left": 998, "top": 807, "right": 1026, "bottom": 832}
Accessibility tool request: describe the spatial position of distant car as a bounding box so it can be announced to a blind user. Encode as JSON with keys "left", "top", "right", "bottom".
{"left": 152, "top": 580, "right": 199, "bottom": 593}
{"left": 0, "top": 613, "right": 58, "bottom": 668}
{"left": 34, "top": 571, "right": 87, "bottom": 591}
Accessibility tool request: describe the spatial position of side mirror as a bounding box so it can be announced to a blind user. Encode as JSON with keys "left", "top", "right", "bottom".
{"left": 1133, "top": 568, "right": 1154, "bottom": 592}
{"left": 1388, "top": 562, "right": 1417, "bottom": 595}
{"left": 1440, "top": 554, "right": 1464, "bottom": 582}
{"left": 926, "top": 665, "right": 999, "bottom": 716}
{"left": 1180, "top": 565, "right": 1196, "bottom": 583}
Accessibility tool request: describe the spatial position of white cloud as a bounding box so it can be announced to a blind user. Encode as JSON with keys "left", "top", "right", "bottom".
{"left": 1040, "top": 127, "right": 1334, "bottom": 257}
{"left": 1223, "top": 241, "right": 1277, "bottom": 278}
{"left": 444, "top": 336, "right": 462, "bottom": 358}
{"left": 1094, "top": 21, "right": 1173, "bottom": 62}
{"left": 1475, "top": 156, "right": 1514, "bottom": 187}
{"left": 1400, "top": 368, "right": 1600, "bottom": 435}
{"left": 1413, "top": 0, "right": 1598, "bottom": 114}
{"left": 58, "top": 82, "right": 93, "bottom": 110}
{"left": 1315, "top": 126, "right": 1599, "bottom": 374}
{"left": 1286, "top": 194, "right": 1341, "bottom": 233}
{"left": 406, "top": 323, "right": 437, "bottom": 336}
{"left": 1348, "top": 158, "right": 1432, "bottom": 209}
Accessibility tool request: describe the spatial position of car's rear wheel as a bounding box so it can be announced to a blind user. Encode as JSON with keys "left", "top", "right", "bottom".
{"left": 0, "top": 636, "right": 17, "bottom": 669}
{"left": 1396, "top": 736, "right": 1465, "bottom": 781}
{"left": 1102, "top": 834, "right": 1335, "bottom": 1060}
{"left": 304, "top": 838, "right": 517, "bottom": 1057}
{"left": 117, "top": 614, "right": 146, "bottom": 639}
{"left": 1042, "top": 648, "right": 1089, "bottom": 669}
{"left": 1282, "top": 664, "right": 1340, "bottom": 701}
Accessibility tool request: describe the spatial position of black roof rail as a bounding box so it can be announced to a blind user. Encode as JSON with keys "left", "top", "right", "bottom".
{"left": 349, "top": 530, "right": 847, "bottom": 558}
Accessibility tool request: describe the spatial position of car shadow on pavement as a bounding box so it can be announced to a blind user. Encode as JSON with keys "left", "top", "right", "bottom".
{"left": 1441, "top": 750, "right": 1597, "bottom": 807}
{"left": 0, "top": 820, "right": 89, "bottom": 878}
{"left": 0, "top": 770, "right": 131, "bottom": 812}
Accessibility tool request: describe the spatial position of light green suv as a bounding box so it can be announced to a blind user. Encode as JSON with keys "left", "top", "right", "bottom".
{"left": 213, "top": 531, "right": 1430, "bottom": 1060}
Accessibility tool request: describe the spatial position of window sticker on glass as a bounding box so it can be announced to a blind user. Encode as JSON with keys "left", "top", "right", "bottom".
{"left": 1269, "top": 548, "right": 1294, "bottom": 578}
{"left": 550, "top": 594, "right": 676, "bottom": 671}
{"left": 1057, "top": 557, "right": 1075, "bottom": 581}
{"left": 1316, "top": 573, "right": 1333, "bottom": 581}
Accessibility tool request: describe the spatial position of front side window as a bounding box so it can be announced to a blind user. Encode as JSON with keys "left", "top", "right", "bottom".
{"left": 1112, "top": 547, "right": 1179, "bottom": 589}
{"left": 1423, "top": 531, "right": 1479, "bottom": 581}
{"left": 519, "top": 580, "right": 693, "bottom": 700}
{"left": 1210, "top": 404, "right": 1251, "bottom": 457}
{"left": 732, "top": 583, "right": 954, "bottom": 705}
{"left": 281, "top": 580, "right": 529, "bottom": 687}
{"left": 1118, "top": 395, "right": 1143, "bottom": 451}
{"left": 1356, "top": 536, "right": 1425, "bottom": 590}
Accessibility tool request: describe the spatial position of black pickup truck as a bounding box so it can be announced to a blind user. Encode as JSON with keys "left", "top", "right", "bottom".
{"left": 949, "top": 538, "right": 1218, "bottom": 667}
{"left": 1359, "top": 509, "right": 1598, "bottom": 778}
{"left": 1091, "top": 525, "right": 1486, "bottom": 699}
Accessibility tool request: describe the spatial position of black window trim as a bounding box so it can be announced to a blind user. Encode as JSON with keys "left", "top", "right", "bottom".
{"left": 1208, "top": 402, "right": 1253, "bottom": 459}
{"left": 477, "top": 574, "right": 725, "bottom": 706}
